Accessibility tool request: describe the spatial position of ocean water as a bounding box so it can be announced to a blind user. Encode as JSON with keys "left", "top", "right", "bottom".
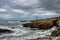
{"left": 0, "top": 21, "right": 57, "bottom": 40}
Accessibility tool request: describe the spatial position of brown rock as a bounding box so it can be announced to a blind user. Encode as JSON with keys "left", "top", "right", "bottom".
{"left": 23, "top": 16, "right": 60, "bottom": 30}
{"left": 52, "top": 36, "right": 60, "bottom": 40}
{"left": 31, "top": 37, "right": 52, "bottom": 40}
{"left": 30, "top": 36, "right": 60, "bottom": 40}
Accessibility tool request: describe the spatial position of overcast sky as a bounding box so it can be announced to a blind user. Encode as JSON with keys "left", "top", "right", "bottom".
{"left": 0, "top": 0, "right": 60, "bottom": 20}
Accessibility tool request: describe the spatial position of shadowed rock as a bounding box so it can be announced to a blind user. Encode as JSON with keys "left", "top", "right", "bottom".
{"left": 0, "top": 28, "right": 13, "bottom": 34}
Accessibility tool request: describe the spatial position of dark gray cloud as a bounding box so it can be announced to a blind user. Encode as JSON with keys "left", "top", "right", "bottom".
{"left": 41, "top": 0, "right": 60, "bottom": 10}
{"left": 0, "top": 0, "right": 60, "bottom": 20}
{"left": 10, "top": 0, "right": 60, "bottom": 13}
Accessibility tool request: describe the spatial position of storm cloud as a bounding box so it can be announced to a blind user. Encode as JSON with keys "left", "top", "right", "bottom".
{"left": 0, "top": 0, "right": 60, "bottom": 20}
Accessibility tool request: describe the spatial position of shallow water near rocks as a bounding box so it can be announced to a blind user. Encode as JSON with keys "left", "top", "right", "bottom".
{"left": 0, "top": 24, "right": 57, "bottom": 40}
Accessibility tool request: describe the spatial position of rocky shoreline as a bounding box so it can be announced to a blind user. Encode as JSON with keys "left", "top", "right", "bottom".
{"left": 27, "top": 27, "right": 60, "bottom": 40}
{"left": 23, "top": 17, "right": 60, "bottom": 30}
{"left": 30, "top": 36, "right": 60, "bottom": 40}
{"left": 22, "top": 17, "right": 60, "bottom": 40}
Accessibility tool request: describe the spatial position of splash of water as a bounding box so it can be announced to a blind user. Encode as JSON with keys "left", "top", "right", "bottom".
{"left": 0, "top": 25, "right": 57, "bottom": 40}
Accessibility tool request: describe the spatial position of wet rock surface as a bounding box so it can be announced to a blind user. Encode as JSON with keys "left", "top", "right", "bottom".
{"left": 30, "top": 27, "right": 60, "bottom": 40}
{"left": 0, "top": 28, "right": 13, "bottom": 34}
{"left": 51, "top": 27, "right": 60, "bottom": 37}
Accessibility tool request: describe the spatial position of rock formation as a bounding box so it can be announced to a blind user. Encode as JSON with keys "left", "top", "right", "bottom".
{"left": 23, "top": 16, "right": 60, "bottom": 30}
{"left": 0, "top": 28, "right": 13, "bottom": 34}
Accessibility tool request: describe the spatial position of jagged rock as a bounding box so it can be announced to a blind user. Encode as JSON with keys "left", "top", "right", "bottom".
{"left": 23, "top": 19, "right": 57, "bottom": 30}
{"left": 51, "top": 27, "right": 60, "bottom": 37}
{"left": 23, "top": 17, "right": 60, "bottom": 30}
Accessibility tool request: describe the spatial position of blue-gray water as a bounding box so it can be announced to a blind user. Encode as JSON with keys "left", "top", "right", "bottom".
{"left": 0, "top": 21, "right": 57, "bottom": 40}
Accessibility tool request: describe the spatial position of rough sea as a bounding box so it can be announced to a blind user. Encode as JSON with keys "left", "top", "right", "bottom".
{"left": 0, "top": 21, "right": 57, "bottom": 40}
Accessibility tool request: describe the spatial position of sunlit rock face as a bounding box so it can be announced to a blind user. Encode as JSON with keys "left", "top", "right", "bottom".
{"left": 23, "top": 17, "right": 60, "bottom": 30}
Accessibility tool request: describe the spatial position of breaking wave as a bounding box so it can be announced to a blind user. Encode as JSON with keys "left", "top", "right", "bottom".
{"left": 0, "top": 24, "right": 57, "bottom": 40}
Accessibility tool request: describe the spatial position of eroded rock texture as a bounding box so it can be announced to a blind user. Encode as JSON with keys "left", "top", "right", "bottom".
{"left": 23, "top": 17, "right": 60, "bottom": 30}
